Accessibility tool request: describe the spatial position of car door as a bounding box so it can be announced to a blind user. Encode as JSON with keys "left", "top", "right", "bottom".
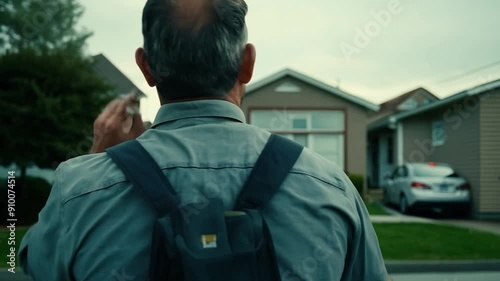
{"left": 386, "top": 167, "right": 400, "bottom": 204}
{"left": 398, "top": 165, "right": 410, "bottom": 197}
{"left": 391, "top": 166, "right": 405, "bottom": 202}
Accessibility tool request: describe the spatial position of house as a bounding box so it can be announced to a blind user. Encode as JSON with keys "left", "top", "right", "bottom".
{"left": 368, "top": 80, "right": 500, "bottom": 219}
{"left": 92, "top": 54, "right": 146, "bottom": 98}
{"left": 368, "top": 87, "right": 439, "bottom": 123}
{"left": 242, "top": 69, "right": 380, "bottom": 190}
{"left": 367, "top": 87, "right": 439, "bottom": 188}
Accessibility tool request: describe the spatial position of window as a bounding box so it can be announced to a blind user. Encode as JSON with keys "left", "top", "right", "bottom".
{"left": 250, "top": 110, "right": 345, "bottom": 169}
{"left": 401, "top": 166, "right": 408, "bottom": 177}
{"left": 392, "top": 166, "right": 407, "bottom": 178}
{"left": 432, "top": 121, "right": 446, "bottom": 146}
{"left": 398, "top": 98, "right": 418, "bottom": 110}
{"left": 275, "top": 81, "right": 302, "bottom": 92}
{"left": 391, "top": 167, "right": 400, "bottom": 179}
{"left": 412, "top": 164, "right": 457, "bottom": 177}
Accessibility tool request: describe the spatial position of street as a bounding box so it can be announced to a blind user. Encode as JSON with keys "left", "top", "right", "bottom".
{"left": 391, "top": 271, "right": 500, "bottom": 281}
{"left": 3, "top": 271, "right": 500, "bottom": 281}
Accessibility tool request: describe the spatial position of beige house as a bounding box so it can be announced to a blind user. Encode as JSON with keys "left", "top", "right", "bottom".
{"left": 368, "top": 80, "right": 500, "bottom": 219}
{"left": 242, "top": 69, "right": 379, "bottom": 186}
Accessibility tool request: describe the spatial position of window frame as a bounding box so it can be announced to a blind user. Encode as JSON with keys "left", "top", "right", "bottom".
{"left": 248, "top": 107, "right": 347, "bottom": 169}
{"left": 432, "top": 120, "right": 446, "bottom": 146}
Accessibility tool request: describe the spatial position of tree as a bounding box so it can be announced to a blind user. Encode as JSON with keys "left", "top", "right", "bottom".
{"left": 0, "top": 0, "right": 113, "bottom": 188}
{"left": 0, "top": 0, "right": 91, "bottom": 53}
{"left": 0, "top": 49, "right": 113, "bottom": 188}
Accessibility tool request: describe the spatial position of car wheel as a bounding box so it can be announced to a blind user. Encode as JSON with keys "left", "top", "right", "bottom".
{"left": 400, "top": 195, "right": 408, "bottom": 214}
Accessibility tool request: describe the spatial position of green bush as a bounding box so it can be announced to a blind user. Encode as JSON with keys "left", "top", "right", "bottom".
{"left": 348, "top": 174, "right": 365, "bottom": 196}
{"left": 1, "top": 176, "right": 52, "bottom": 226}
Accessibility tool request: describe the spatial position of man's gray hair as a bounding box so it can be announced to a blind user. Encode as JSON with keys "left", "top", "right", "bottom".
{"left": 142, "top": 0, "right": 248, "bottom": 100}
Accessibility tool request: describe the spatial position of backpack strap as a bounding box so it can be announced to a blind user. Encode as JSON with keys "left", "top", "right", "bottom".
{"left": 106, "top": 140, "right": 179, "bottom": 217}
{"left": 235, "top": 134, "right": 303, "bottom": 210}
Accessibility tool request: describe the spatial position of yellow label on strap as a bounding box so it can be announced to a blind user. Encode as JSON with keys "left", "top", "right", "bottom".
{"left": 201, "top": 234, "right": 217, "bottom": 249}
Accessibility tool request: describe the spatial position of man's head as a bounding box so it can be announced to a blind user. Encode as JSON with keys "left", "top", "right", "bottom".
{"left": 135, "top": 0, "right": 256, "bottom": 105}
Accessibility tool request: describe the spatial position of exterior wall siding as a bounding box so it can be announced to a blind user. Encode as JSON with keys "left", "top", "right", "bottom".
{"left": 430, "top": 100, "right": 481, "bottom": 214}
{"left": 402, "top": 115, "right": 432, "bottom": 163}
{"left": 480, "top": 90, "right": 500, "bottom": 214}
{"left": 402, "top": 101, "right": 481, "bottom": 213}
{"left": 242, "top": 76, "right": 369, "bottom": 178}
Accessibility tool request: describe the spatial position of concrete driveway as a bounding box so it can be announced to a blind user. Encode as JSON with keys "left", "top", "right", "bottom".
{"left": 373, "top": 202, "right": 500, "bottom": 236}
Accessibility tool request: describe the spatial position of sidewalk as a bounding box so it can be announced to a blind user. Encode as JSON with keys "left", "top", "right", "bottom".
{"left": 371, "top": 215, "right": 436, "bottom": 223}
{"left": 370, "top": 202, "right": 437, "bottom": 224}
{"left": 370, "top": 201, "right": 500, "bottom": 236}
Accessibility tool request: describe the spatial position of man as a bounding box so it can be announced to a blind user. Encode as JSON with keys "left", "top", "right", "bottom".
{"left": 20, "top": 0, "right": 388, "bottom": 280}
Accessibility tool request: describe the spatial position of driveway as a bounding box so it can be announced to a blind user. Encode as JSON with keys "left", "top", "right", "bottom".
{"left": 373, "top": 202, "right": 500, "bottom": 236}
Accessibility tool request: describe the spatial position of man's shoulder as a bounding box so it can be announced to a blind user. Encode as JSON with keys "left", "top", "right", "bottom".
{"left": 292, "top": 146, "right": 347, "bottom": 192}
{"left": 55, "top": 152, "right": 126, "bottom": 203}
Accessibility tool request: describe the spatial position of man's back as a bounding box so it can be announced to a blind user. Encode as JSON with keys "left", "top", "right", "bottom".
{"left": 20, "top": 100, "right": 387, "bottom": 281}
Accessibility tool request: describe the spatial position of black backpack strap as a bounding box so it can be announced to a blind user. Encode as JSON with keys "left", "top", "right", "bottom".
{"left": 106, "top": 140, "right": 179, "bottom": 216}
{"left": 235, "top": 134, "right": 303, "bottom": 210}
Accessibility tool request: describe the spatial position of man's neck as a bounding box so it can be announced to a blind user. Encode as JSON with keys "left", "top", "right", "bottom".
{"left": 159, "top": 86, "right": 243, "bottom": 107}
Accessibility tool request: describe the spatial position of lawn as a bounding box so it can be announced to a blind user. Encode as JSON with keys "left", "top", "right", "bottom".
{"left": 0, "top": 227, "right": 29, "bottom": 267}
{"left": 3, "top": 223, "right": 500, "bottom": 265}
{"left": 365, "top": 201, "right": 391, "bottom": 215}
{"left": 374, "top": 223, "right": 500, "bottom": 260}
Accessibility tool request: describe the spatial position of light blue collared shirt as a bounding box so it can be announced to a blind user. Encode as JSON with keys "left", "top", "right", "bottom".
{"left": 20, "top": 100, "right": 387, "bottom": 281}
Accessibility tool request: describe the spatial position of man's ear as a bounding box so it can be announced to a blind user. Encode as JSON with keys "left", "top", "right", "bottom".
{"left": 238, "top": 43, "right": 256, "bottom": 84}
{"left": 135, "top": 48, "right": 156, "bottom": 87}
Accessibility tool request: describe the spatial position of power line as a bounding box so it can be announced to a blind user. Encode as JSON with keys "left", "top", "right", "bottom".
{"left": 433, "top": 59, "right": 500, "bottom": 84}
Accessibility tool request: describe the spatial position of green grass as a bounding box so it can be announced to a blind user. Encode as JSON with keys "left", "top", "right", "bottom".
{"left": 365, "top": 201, "right": 390, "bottom": 215}
{"left": 374, "top": 223, "right": 500, "bottom": 260}
{"left": 4, "top": 224, "right": 500, "bottom": 265}
{"left": 0, "top": 227, "right": 29, "bottom": 267}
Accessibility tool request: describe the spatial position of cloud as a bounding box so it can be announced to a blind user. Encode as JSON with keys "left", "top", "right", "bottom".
{"left": 79, "top": 0, "right": 500, "bottom": 121}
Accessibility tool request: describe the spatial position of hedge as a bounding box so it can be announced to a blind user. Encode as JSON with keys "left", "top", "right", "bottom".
{"left": 347, "top": 174, "right": 365, "bottom": 196}
{"left": 1, "top": 176, "right": 52, "bottom": 226}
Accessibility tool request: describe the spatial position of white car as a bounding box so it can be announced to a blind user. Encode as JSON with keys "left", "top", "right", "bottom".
{"left": 383, "top": 162, "right": 471, "bottom": 215}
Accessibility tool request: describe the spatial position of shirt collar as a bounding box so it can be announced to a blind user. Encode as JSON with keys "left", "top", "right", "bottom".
{"left": 151, "top": 100, "right": 247, "bottom": 128}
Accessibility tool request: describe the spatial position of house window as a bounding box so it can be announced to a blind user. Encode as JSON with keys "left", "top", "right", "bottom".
{"left": 398, "top": 98, "right": 418, "bottom": 110}
{"left": 432, "top": 121, "right": 446, "bottom": 146}
{"left": 275, "top": 81, "right": 302, "bottom": 92}
{"left": 250, "top": 110, "right": 345, "bottom": 169}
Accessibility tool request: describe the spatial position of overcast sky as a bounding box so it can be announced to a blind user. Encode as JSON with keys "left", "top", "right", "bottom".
{"left": 80, "top": 0, "right": 500, "bottom": 122}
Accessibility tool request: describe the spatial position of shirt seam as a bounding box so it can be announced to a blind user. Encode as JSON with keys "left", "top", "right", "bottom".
{"left": 61, "top": 167, "right": 344, "bottom": 204}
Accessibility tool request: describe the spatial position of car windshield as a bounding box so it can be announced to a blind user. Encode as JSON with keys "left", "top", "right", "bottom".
{"left": 412, "top": 164, "right": 458, "bottom": 177}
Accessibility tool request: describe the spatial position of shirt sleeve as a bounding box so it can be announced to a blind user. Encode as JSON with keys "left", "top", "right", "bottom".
{"left": 19, "top": 166, "right": 70, "bottom": 280}
{"left": 340, "top": 176, "right": 389, "bottom": 281}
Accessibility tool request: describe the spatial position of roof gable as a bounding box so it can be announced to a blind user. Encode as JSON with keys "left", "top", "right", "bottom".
{"left": 369, "top": 78, "right": 500, "bottom": 131}
{"left": 380, "top": 87, "right": 439, "bottom": 114}
{"left": 245, "top": 69, "right": 379, "bottom": 111}
{"left": 92, "top": 54, "right": 146, "bottom": 98}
